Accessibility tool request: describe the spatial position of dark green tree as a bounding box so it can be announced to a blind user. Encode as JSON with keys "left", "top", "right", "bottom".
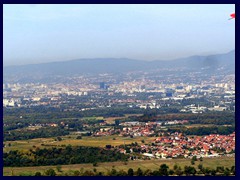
{"left": 184, "top": 166, "right": 196, "bottom": 176}
{"left": 136, "top": 168, "right": 143, "bottom": 176}
{"left": 175, "top": 166, "right": 183, "bottom": 176}
{"left": 198, "top": 164, "right": 203, "bottom": 171}
{"left": 45, "top": 168, "right": 56, "bottom": 176}
{"left": 35, "top": 172, "right": 42, "bottom": 176}
{"left": 159, "top": 164, "right": 169, "bottom": 176}
{"left": 224, "top": 169, "right": 230, "bottom": 176}
{"left": 169, "top": 169, "right": 174, "bottom": 175}
{"left": 128, "top": 168, "right": 134, "bottom": 176}
{"left": 192, "top": 155, "right": 197, "bottom": 161}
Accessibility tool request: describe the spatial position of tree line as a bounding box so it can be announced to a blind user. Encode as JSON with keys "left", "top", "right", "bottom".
{"left": 4, "top": 145, "right": 129, "bottom": 167}
{"left": 168, "top": 126, "right": 235, "bottom": 136}
{"left": 24, "top": 164, "right": 235, "bottom": 176}
{"left": 4, "top": 127, "right": 69, "bottom": 141}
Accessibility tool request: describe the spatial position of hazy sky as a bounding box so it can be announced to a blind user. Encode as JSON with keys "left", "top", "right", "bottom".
{"left": 3, "top": 4, "right": 235, "bottom": 66}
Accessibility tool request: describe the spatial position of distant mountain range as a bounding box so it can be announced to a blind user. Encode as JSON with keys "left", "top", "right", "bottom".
{"left": 4, "top": 50, "right": 235, "bottom": 79}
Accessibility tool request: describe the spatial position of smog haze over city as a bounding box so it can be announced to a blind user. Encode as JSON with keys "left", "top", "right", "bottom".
{"left": 3, "top": 4, "right": 235, "bottom": 176}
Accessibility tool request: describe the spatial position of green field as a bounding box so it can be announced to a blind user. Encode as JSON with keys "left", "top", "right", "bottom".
{"left": 185, "top": 124, "right": 216, "bottom": 128}
{"left": 104, "top": 114, "right": 143, "bottom": 123}
{"left": 3, "top": 156, "right": 235, "bottom": 176}
{"left": 4, "top": 135, "right": 155, "bottom": 152}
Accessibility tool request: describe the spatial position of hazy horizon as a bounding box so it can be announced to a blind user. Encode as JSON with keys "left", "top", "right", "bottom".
{"left": 3, "top": 4, "right": 235, "bottom": 66}
{"left": 3, "top": 49, "right": 235, "bottom": 67}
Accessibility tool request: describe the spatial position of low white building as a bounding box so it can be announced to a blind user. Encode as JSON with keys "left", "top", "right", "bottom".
{"left": 3, "top": 99, "right": 15, "bottom": 107}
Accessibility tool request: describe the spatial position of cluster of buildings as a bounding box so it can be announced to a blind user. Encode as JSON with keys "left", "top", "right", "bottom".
{"left": 3, "top": 76, "right": 235, "bottom": 113}
{"left": 120, "top": 132, "right": 235, "bottom": 159}
{"left": 92, "top": 120, "right": 188, "bottom": 137}
{"left": 180, "top": 104, "right": 229, "bottom": 113}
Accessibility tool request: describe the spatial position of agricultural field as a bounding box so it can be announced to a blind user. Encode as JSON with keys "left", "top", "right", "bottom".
{"left": 3, "top": 135, "right": 155, "bottom": 152}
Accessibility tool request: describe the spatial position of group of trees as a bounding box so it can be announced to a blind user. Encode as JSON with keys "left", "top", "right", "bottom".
{"left": 4, "top": 145, "right": 129, "bottom": 167}
{"left": 4, "top": 106, "right": 140, "bottom": 121}
{"left": 188, "top": 112, "right": 234, "bottom": 125}
{"left": 5, "top": 104, "right": 234, "bottom": 125}
{"left": 168, "top": 126, "right": 235, "bottom": 136}
{"left": 32, "top": 164, "right": 235, "bottom": 176}
{"left": 138, "top": 111, "right": 234, "bottom": 125}
{"left": 4, "top": 127, "right": 69, "bottom": 141}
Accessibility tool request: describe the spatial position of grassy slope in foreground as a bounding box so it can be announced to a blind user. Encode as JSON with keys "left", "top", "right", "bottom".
{"left": 3, "top": 156, "right": 235, "bottom": 176}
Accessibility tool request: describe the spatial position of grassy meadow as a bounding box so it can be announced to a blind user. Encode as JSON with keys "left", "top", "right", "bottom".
{"left": 3, "top": 135, "right": 155, "bottom": 152}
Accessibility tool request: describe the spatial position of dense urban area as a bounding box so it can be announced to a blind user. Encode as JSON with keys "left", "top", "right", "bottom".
{"left": 3, "top": 69, "right": 235, "bottom": 112}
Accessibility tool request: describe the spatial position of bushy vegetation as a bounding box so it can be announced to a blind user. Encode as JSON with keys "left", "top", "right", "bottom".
{"left": 4, "top": 127, "right": 69, "bottom": 141}
{"left": 3, "top": 145, "right": 129, "bottom": 167}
